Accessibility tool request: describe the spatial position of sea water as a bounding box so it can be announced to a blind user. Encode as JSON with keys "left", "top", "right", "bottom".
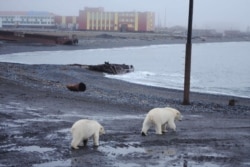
{"left": 0, "top": 42, "right": 249, "bottom": 98}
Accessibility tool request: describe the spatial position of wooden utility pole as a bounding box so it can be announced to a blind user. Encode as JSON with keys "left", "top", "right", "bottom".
{"left": 183, "top": 0, "right": 194, "bottom": 105}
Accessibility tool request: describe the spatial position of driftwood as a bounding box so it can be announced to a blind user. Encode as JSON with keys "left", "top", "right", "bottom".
{"left": 88, "top": 62, "right": 134, "bottom": 74}
{"left": 66, "top": 82, "right": 86, "bottom": 92}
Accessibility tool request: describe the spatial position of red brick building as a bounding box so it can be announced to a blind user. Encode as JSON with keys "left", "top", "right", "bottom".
{"left": 76, "top": 7, "right": 155, "bottom": 32}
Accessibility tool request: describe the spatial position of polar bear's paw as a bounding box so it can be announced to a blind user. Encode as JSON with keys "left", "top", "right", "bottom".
{"left": 162, "top": 130, "right": 168, "bottom": 133}
{"left": 71, "top": 145, "right": 79, "bottom": 149}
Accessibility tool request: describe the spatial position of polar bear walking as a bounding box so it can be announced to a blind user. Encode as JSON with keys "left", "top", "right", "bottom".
{"left": 141, "top": 107, "right": 183, "bottom": 136}
{"left": 71, "top": 119, "right": 105, "bottom": 149}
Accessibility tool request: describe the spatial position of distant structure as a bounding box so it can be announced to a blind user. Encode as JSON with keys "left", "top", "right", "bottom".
{"left": 0, "top": 8, "right": 155, "bottom": 32}
{"left": 76, "top": 7, "right": 155, "bottom": 32}
{"left": 0, "top": 11, "right": 55, "bottom": 28}
{"left": 54, "top": 15, "right": 78, "bottom": 30}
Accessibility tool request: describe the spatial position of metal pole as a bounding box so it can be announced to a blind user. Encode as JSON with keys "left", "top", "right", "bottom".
{"left": 183, "top": 0, "right": 193, "bottom": 105}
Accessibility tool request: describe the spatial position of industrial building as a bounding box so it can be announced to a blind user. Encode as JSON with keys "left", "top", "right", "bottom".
{"left": 0, "top": 8, "right": 155, "bottom": 32}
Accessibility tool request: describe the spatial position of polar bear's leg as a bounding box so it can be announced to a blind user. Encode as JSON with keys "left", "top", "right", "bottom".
{"left": 71, "top": 137, "right": 82, "bottom": 149}
{"left": 161, "top": 123, "right": 168, "bottom": 133}
{"left": 71, "top": 127, "right": 81, "bottom": 149}
{"left": 93, "top": 133, "right": 100, "bottom": 146}
{"left": 78, "top": 141, "right": 84, "bottom": 146}
{"left": 168, "top": 119, "right": 176, "bottom": 131}
{"left": 154, "top": 123, "right": 162, "bottom": 135}
{"left": 141, "top": 118, "right": 151, "bottom": 136}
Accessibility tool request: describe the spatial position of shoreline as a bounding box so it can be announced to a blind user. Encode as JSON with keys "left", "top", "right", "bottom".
{"left": 0, "top": 32, "right": 249, "bottom": 55}
{"left": 0, "top": 37, "right": 249, "bottom": 100}
{"left": 1, "top": 62, "right": 249, "bottom": 109}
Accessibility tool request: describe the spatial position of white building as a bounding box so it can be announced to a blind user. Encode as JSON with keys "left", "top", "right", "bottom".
{"left": 0, "top": 11, "right": 55, "bottom": 28}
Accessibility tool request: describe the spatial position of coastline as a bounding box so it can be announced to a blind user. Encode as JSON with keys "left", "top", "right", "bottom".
{"left": 0, "top": 34, "right": 250, "bottom": 166}
{"left": 0, "top": 31, "right": 249, "bottom": 55}
{"left": 0, "top": 62, "right": 249, "bottom": 108}
{"left": 1, "top": 35, "right": 249, "bottom": 100}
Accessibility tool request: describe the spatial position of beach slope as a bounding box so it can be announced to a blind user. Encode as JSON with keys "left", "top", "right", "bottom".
{"left": 0, "top": 62, "right": 249, "bottom": 167}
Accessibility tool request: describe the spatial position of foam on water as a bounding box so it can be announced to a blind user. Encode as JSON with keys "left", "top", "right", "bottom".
{"left": 106, "top": 71, "right": 185, "bottom": 90}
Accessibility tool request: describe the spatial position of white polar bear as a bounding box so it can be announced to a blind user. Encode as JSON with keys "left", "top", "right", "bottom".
{"left": 71, "top": 119, "right": 105, "bottom": 149}
{"left": 141, "top": 107, "right": 183, "bottom": 136}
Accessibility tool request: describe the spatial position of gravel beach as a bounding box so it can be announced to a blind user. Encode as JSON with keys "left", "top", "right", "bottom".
{"left": 0, "top": 34, "right": 250, "bottom": 167}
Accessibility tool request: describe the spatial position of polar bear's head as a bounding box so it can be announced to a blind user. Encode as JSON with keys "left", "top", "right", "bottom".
{"left": 175, "top": 111, "right": 183, "bottom": 121}
{"left": 99, "top": 126, "right": 105, "bottom": 135}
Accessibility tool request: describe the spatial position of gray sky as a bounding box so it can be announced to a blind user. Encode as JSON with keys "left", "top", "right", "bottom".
{"left": 0, "top": 0, "right": 249, "bottom": 31}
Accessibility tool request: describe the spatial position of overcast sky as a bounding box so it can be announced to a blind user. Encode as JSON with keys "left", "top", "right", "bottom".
{"left": 0, "top": 0, "right": 249, "bottom": 31}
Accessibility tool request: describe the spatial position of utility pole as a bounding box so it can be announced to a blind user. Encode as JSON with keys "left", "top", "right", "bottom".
{"left": 183, "top": 0, "right": 193, "bottom": 105}
{"left": 164, "top": 8, "right": 166, "bottom": 28}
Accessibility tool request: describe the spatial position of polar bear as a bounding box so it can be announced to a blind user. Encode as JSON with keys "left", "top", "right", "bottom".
{"left": 141, "top": 107, "right": 183, "bottom": 136}
{"left": 71, "top": 119, "right": 105, "bottom": 149}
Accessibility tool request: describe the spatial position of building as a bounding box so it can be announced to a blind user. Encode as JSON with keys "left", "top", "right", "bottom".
{"left": 0, "top": 8, "right": 155, "bottom": 32}
{"left": 224, "top": 30, "right": 244, "bottom": 38}
{"left": 77, "top": 7, "right": 155, "bottom": 32}
{"left": 0, "top": 11, "right": 55, "bottom": 28}
{"left": 54, "top": 15, "right": 78, "bottom": 30}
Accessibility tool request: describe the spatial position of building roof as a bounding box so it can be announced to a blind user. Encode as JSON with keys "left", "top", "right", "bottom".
{"left": 0, "top": 11, "right": 55, "bottom": 16}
